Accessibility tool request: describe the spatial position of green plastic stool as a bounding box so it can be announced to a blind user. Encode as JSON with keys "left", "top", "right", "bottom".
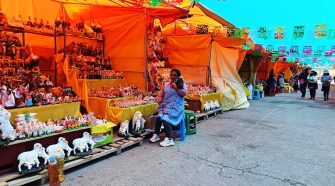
{"left": 184, "top": 110, "right": 197, "bottom": 135}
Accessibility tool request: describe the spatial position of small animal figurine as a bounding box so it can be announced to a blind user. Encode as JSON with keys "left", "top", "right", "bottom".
{"left": 119, "top": 120, "right": 129, "bottom": 137}
{"left": 17, "top": 143, "right": 48, "bottom": 172}
{"left": 209, "top": 100, "right": 216, "bottom": 110}
{"left": 0, "top": 106, "right": 16, "bottom": 140}
{"left": 72, "top": 132, "right": 95, "bottom": 154}
{"left": 46, "top": 137, "right": 73, "bottom": 158}
{"left": 132, "top": 111, "right": 144, "bottom": 132}
{"left": 214, "top": 99, "right": 221, "bottom": 109}
{"left": 204, "top": 101, "right": 210, "bottom": 112}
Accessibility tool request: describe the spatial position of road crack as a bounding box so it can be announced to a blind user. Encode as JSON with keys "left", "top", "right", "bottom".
{"left": 176, "top": 146, "right": 306, "bottom": 186}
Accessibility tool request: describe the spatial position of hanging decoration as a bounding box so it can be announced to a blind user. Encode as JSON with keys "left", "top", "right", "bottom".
{"left": 266, "top": 45, "right": 274, "bottom": 53}
{"left": 196, "top": 24, "right": 208, "bottom": 34}
{"left": 233, "top": 28, "right": 242, "bottom": 38}
{"left": 315, "top": 24, "right": 327, "bottom": 38}
{"left": 257, "top": 27, "right": 267, "bottom": 39}
{"left": 242, "top": 42, "right": 251, "bottom": 50}
{"left": 293, "top": 26, "right": 305, "bottom": 39}
{"left": 290, "top": 45, "right": 299, "bottom": 56}
{"left": 303, "top": 46, "right": 312, "bottom": 57}
{"left": 278, "top": 46, "right": 287, "bottom": 55}
{"left": 212, "top": 26, "right": 221, "bottom": 37}
{"left": 132, "top": 0, "right": 144, "bottom": 7}
{"left": 150, "top": 0, "right": 162, "bottom": 6}
{"left": 164, "top": 0, "right": 184, "bottom": 5}
{"left": 274, "top": 26, "right": 285, "bottom": 39}
{"left": 315, "top": 46, "right": 326, "bottom": 56}
{"left": 242, "top": 27, "right": 250, "bottom": 38}
{"left": 227, "top": 26, "right": 235, "bottom": 37}
{"left": 328, "top": 29, "right": 335, "bottom": 39}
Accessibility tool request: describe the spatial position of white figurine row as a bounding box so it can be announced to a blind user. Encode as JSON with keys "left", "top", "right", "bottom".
{"left": 119, "top": 111, "right": 146, "bottom": 137}
{"left": 17, "top": 132, "right": 95, "bottom": 173}
{"left": 204, "top": 99, "right": 221, "bottom": 112}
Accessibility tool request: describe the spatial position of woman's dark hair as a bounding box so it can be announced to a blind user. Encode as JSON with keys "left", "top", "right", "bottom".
{"left": 269, "top": 70, "right": 275, "bottom": 78}
{"left": 171, "top": 68, "right": 184, "bottom": 89}
{"left": 171, "top": 68, "right": 181, "bottom": 77}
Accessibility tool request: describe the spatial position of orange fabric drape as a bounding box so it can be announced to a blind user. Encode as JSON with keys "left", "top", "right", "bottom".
{"left": 164, "top": 35, "right": 211, "bottom": 67}
{"left": 210, "top": 41, "right": 249, "bottom": 110}
{"left": 273, "top": 62, "right": 294, "bottom": 80}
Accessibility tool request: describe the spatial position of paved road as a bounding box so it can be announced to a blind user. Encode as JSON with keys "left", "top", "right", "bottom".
{"left": 61, "top": 92, "right": 335, "bottom": 186}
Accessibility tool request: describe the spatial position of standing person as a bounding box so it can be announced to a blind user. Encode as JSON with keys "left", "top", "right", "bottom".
{"left": 277, "top": 72, "right": 285, "bottom": 93}
{"left": 298, "top": 68, "right": 309, "bottom": 98}
{"left": 150, "top": 68, "right": 187, "bottom": 147}
{"left": 264, "top": 70, "right": 277, "bottom": 96}
{"left": 291, "top": 69, "right": 300, "bottom": 93}
{"left": 321, "top": 70, "right": 333, "bottom": 101}
{"left": 307, "top": 69, "right": 318, "bottom": 100}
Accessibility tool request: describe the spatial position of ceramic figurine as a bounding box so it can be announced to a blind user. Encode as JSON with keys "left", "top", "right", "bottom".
{"left": 214, "top": 99, "right": 220, "bottom": 109}
{"left": 72, "top": 132, "right": 95, "bottom": 155}
{"left": 209, "top": 100, "right": 215, "bottom": 110}
{"left": 0, "top": 106, "right": 16, "bottom": 140}
{"left": 204, "top": 101, "right": 210, "bottom": 112}
{"left": 132, "top": 111, "right": 145, "bottom": 132}
{"left": 46, "top": 137, "right": 73, "bottom": 158}
{"left": 26, "top": 16, "right": 33, "bottom": 27}
{"left": 17, "top": 143, "right": 48, "bottom": 172}
{"left": 119, "top": 120, "right": 129, "bottom": 137}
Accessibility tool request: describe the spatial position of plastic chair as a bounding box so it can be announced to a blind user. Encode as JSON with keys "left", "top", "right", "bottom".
{"left": 184, "top": 110, "right": 197, "bottom": 135}
{"left": 252, "top": 89, "right": 261, "bottom": 100}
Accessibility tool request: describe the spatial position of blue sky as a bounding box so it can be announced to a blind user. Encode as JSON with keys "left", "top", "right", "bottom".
{"left": 201, "top": 0, "right": 335, "bottom": 66}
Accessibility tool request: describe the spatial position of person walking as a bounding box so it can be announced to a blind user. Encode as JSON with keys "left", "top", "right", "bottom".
{"left": 320, "top": 70, "right": 333, "bottom": 101}
{"left": 307, "top": 69, "right": 318, "bottom": 100}
{"left": 298, "top": 68, "right": 309, "bottom": 98}
{"left": 291, "top": 69, "right": 300, "bottom": 93}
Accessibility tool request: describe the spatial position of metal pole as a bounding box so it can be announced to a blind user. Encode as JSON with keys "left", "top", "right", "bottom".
{"left": 208, "top": 39, "right": 213, "bottom": 84}
{"left": 144, "top": 8, "right": 148, "bottom": 91}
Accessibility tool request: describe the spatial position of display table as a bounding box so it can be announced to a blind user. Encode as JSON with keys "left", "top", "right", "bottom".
{"left": 185, "top": 92, "right": 222, "bottom": 111}
{"left": 88, "top": 97, "right": 158, "bottom": 124}
{"left": 8, "top": 102, "right": 81, "bottom": 123}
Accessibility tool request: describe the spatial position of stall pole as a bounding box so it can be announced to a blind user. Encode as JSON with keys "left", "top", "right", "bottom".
{"left": 207, "top": 39, "right": 213, "bottom": 84}
{"left": 144, "top": 8, "right": 149, "bottom": 91}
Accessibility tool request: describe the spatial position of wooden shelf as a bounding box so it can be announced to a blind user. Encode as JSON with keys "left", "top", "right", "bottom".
{"left": 3, "top": 126, "right": 92, "bottom": 147}
{"left": 66, "top": 33, "right": 103, "bottom": 42}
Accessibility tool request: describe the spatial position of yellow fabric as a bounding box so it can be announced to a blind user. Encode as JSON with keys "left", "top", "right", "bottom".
{"left": 210, "top": 42, "right": 249, "bottom": 111}
{"left": 186, "top": 92, "right": 222, "bottom": 110}
{"left": 164, "top": 35, "right": 211, "bottom": 67}
{"left": 88, "top": 97, "right": 158, "bottom": 124}
{"left": 8, "top": 102, "right": 81, "bottom": 123}
{"left": 91, "top": 122, "right": 116, "bottom": 135}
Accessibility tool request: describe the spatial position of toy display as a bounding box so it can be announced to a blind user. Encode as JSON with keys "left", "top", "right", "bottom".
{"left": 118, "top": 120, "right": 130, "bottom": 137}
{"left": 109, "top": 95, "right": 156, "bottom": 108}
{"left": 89, "top": 85, "right": 142, "bottom": 98}
{"left": 186, "top": 82, "right": 217, "bottom": 95}
{"left": 17, "top": 143, "right": 49, "bottom": 174}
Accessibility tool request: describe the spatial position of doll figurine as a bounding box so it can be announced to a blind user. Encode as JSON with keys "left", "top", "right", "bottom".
{"left": 26, "top": 16, "right": 33, "bottom": 27}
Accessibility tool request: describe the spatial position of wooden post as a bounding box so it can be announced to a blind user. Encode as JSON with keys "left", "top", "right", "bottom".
{"left": 208, "top": 39, "right": 213, "bottom": 84}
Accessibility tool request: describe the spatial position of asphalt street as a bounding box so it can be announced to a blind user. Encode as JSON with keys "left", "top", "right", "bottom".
{"left": 60, "top": 89, "right": 335, "bottom": 186}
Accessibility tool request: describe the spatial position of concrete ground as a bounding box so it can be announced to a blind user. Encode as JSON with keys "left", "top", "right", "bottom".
{"left": 61, "top": 88, "right": 335, "bottom": 186}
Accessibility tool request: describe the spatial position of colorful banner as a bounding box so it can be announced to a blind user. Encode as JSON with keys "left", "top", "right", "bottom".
{"left": 315, "top": 24, "right": 327, "bottom": 38}
{"left": 278, "top": 46, "right": 287, "bottom": 54}
{"left": 328, "top": 29, "right": 335, "bottom": 39}
{"left": 315, "top": 46, "right": 326, "bottom": 56}
{"left": 293, "top": 26, "right": 305, "bottom": 39}
{"left": 151, "top": 0, "right": 162, "bottom": 6}
{"left": 275, "top": 26, "right": 285, "bottom": 39}
{"left": 290, "top": 45, "right": 299, "bottom": 56}
{"left": 266, "top": 45, "right": 274, "bottom": 52}
{"left": 257, "top": 27, "right": 267, "bottom": 39}
{"left": 234, "top": 28, "right": 243, "bottom": 38}
{"left": 227, "top": 26, "right": 235, "bottom": 37}
{"left": 242, "top": 27, "right": 250, "bottom": 38}
{"left": 164, "top": 0, "right": 183, "bottom": 5}
{"left": 303, "top": 46, "right": 313, "bottom": 57}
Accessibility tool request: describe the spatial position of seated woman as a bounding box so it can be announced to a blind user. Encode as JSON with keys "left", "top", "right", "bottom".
{"left": 264, "top": 70, "right": 277, "bottom": 96}
{"left": 150, "top": 69, "right": 187, "bottom": 147}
